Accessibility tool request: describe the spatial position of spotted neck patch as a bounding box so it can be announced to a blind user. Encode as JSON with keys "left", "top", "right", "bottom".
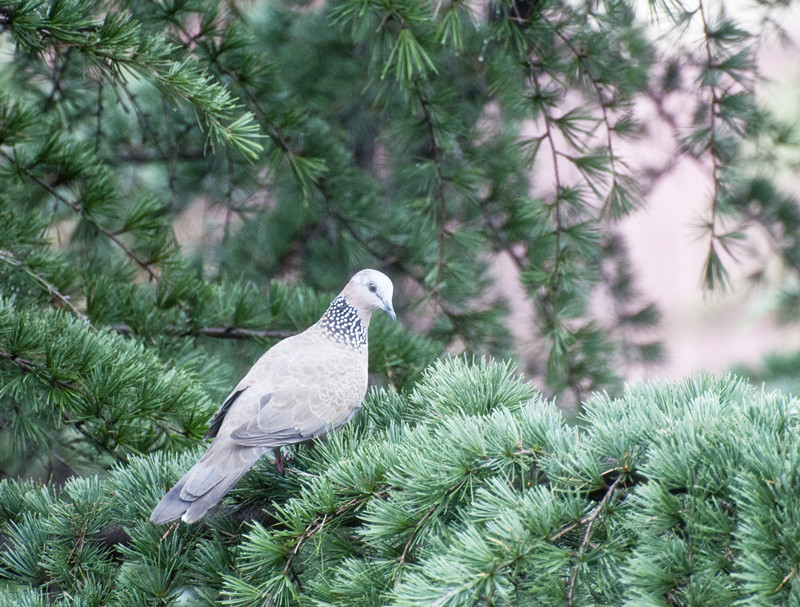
{"left": 318, "top": 296, "right": 367, "bottom": 349}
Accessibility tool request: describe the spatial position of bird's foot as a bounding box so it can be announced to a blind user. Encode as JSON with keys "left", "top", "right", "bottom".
{"left": 273, "top": 447, "right": 295, "bottom": 474}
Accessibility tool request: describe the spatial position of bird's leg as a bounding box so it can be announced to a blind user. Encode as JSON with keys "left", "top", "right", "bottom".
{"left": 161, "top": 520, "right": 180, "bottom": 538}
{"left": 273, "top": 446, "right": 296, "bottom": 473}
{"left": 273, "top": 446, "right": 285, "bottom": 473}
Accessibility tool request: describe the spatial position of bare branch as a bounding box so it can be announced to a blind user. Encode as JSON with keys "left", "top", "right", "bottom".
{"left": 565, "top": 475, "right": 624, "bottom": 606}
{"left": 108, "top": 324, "right": 295, "bottom": 340}
{"left": 0, "top": 249, "right": 90, "bottom": 324}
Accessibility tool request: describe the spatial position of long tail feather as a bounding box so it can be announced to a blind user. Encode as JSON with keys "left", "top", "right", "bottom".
{"left": 150, "top": 442, "right": 267, "bottom": 524}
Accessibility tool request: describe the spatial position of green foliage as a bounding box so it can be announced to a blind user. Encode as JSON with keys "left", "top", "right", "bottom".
{"left": 0, "top": 298, "right": 215, "bottom": 474}
{"left": 2, "top": 0, "right": 796, "bottom": 404}
{"left": 2, "top": 0, "right": 799, "bottom": 603}
{"left": 0, "top": 0, "right": 261, "bottom": 158}
{"left": 731, "top": 350, "right": 800, "bottom": 397}
{"left": 2, "top": 363, "right": 800, "bottom": 605}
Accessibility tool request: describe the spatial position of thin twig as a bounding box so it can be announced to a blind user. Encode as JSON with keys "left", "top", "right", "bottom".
{"left": 775, "top": 567, "right": 796, "bottom": 592}
{"left": 0, "top": 249, "right": 90, "bottom": 324}
{"left": 0, "top": 150, "right": 159, "bottom": 280}
{"left": 282, "top": 512, "right": 328, "bottom": 582}
{"left": 528, "top": 65, "right": 585, "bottom": 403}
{"left": 395, "top": 476, "right": 468, "bottom": 585}
{"left": 529, "top": 68, "right": 564, "bottom": 282}
{"left": 94, "top": 80, "right": 104, "bottom": 154}
{"left": 549, "top": 476, "right": 623, "bottom": 544}
{"left": 43, "top": 47, "right": 73, "bottom": 112}
{"left": 281, "top": 492, "right": 383, "bottom": 586}
{"left": 543, "top": 14, "right": 624, "bottom": 216}
{"left": 398, "top": 504, "right": 437, "bottom": 567}
{"left": 565, "top": 475, "right": 623, "bottom": 606}
{"left": 108, "top": 324, "right": 294, "bottom": 340}
{"left": 697, "top": 0, "right": 727, "bottom": 288}
{"left": 415, "top": 85, "right": 449, "bottom": 301}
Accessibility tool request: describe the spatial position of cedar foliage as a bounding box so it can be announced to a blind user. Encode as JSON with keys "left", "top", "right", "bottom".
{"left": 2, "top": 363, "right": 800, "bottom": 605}
{"left": 2, "top": 0, "right": 800, "bottom": 603}
{"left": 1, "top": 0, "right": 797, "bottom": 411}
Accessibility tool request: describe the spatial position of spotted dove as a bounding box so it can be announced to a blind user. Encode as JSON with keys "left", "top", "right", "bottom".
{"left": 150, "top": 269, "right": 395, "bottom": 524}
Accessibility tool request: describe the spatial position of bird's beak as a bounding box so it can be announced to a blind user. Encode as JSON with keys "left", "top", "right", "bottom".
{"left": 382, "top": 299, "right": 397, "bottom": 322}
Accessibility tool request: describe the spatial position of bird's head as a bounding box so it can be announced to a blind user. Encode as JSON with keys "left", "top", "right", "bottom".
{"left": 344, "top": 269, "right": 396, "bottom": 322}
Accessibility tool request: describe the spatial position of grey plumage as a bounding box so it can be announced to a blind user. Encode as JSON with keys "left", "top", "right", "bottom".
{"left": 150, "top": 269, "right": 395, "bottom": 524}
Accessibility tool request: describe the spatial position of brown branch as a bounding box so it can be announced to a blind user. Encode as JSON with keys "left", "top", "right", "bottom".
{"left": 776, "top": 567, "right": 796, "bottom": 592}
{"left": 280, "top": 491, "right": 384, "bottom": 587}
{"left": 104, "top": 149, "right": 208, "bottom": 165}
{"left": 0, "top": 249, "right": 90, "bottom": 324}
{"left": 565, "top": 475, "right": 623, "bottom": 606}
{"left": 548, "top": 475, "right": 622, "bottom": 544}
{"left": 282, "top": 512, "right": 328, "bottom": 588}
{"left": 108, "top": 324, "right": 294, "bottom": 340}
{"left": 398, "top": 503, "right": 437, "bottom": 567}
{"left": 0, "top": 150, "right": 158, "bottom": 281}
{"left": 395, "top": 476, "right": 469, "bottom": 585}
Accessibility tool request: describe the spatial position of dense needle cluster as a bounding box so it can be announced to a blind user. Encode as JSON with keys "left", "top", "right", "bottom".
{"left": 318, "top": 296, "right": 367, "bottom": 349}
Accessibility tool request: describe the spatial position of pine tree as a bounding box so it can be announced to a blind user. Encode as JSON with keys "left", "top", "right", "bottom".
{"left": 2, "top": 363, "right": 800, "bottom": 605}
{"left": 2, "top": 0, "right": 797, "bottom": 409}
{"left": 2, "top": 0, "right": 800, "bottom": 603}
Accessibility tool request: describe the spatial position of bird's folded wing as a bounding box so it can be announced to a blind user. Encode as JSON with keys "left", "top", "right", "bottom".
{"left": 227, "top": 335, "right": 367, "bottom": 447}
{"left": 204, "top": 388, "right": 246, "bottom": 439}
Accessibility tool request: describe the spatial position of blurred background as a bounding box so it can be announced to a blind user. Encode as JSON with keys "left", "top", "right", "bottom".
{"left": 621, "top": 12, "right": 800, "bottom": 388}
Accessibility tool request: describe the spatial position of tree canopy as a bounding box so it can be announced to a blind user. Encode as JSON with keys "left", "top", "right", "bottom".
{"left": 1, "top": 0, "right": 797, "bottom": 408}
{"left": 1, "top": 0, "right": 800, "bottom": 603}
{"left": 3, "top": 365, "right": 800, "bottom": 605}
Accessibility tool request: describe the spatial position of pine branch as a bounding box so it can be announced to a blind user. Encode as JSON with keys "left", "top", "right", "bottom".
{"left": 566, "top": 474, "right": 623, "bottom": 607}
{"left": 2, "top": 0, "right": 262, "bottom": 159}
{"left": 108, "top": 324, "right": 294, "bottom": 340}
{"left": 415, "top": 85, "right": 449, "bottom": 302}
{"left": 527, "top": 65, "right": 586, "bottom": 401}
{"left": 529, "top": 67, "right": 564, "bottom": 257}
{"left": 280, "top": 491, "right": 385, "bottom": 588}
{"left": 0, "top": 348, "right": 129, "bottom": 464}
{"left": 397, "top": 504, "right": 435, "bottom": 567}
{"left": 281, "top": 512, "right": 326, "bottom": 589}
{"left": 392, "top": 474, "right": 475, "bottom": 589}
{"left": 0, "top": 150, "right": 159, "bottom": 281}
{"left": 215, "top": 59, "right": 326, "bottom": 198}
{"left": 543, "top": 14, "right": 628, "bottom": 217}
{"left": 0, "top": 249, "right": 89, "bottom": 324}
{"left": 698, "top": 0, "right": 727, "bottom": 291}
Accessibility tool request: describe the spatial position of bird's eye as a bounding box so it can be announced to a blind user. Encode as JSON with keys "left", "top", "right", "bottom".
{"left": 368, "top": 282, "right": 377, "bottom": 293}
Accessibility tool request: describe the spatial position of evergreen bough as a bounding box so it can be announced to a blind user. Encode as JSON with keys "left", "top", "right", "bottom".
{"left": 2, "top": 0, "right": 800, "bottom": 603}
{"left": 2, "top": 361, "right": 800, "bottom": 606}
{"left": 2, "top": 0, "right": 798, "bottom": 406}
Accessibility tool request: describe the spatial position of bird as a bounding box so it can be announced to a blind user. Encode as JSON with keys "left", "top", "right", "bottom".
{"left": 150, "top": 269, "right": 396, "bottom": 524}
